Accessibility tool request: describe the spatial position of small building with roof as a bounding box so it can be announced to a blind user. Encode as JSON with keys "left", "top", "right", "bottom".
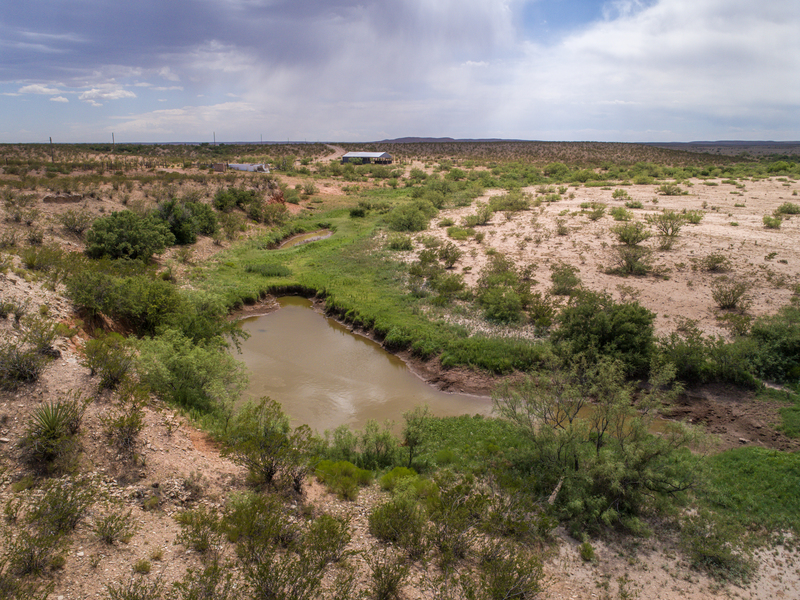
{"left": 341, "top": 151, "right": 393, "bottom": 165}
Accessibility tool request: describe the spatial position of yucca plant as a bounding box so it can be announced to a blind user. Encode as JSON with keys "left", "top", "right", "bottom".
{"left": 19, "top": 396, "right": 85, "bottom": 470}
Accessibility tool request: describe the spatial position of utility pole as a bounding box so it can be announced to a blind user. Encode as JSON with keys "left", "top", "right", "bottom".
{"left": 49, "top": 137, "right": 54, "bottom": 162}
{"left": 112, "top": 133, "right": 115, "bottom": 153}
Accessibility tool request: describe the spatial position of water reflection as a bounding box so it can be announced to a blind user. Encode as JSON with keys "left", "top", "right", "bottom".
{"left": 236, "top": 297, "right": 492, "bottom": 432}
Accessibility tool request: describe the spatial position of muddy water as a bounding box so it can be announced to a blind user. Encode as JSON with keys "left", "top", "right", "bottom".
{"left": 278, "top": 229, "right": 332, "bottom": 248}
{"left": 237, "top": 297, "right": 492, "bottom": 432}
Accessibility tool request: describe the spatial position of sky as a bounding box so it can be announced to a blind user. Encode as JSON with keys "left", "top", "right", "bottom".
{"left": 1, "top": 0, "right": 799, "bottom": 144}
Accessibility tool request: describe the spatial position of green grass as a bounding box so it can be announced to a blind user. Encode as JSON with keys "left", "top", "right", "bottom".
{"left": 758, "top": 385, "right": 800, "bottom": 437}
{"left": 701, "top": 446, "right": 800, "bottom": 536}
{"left": 193, "top": 200, "right": 551, "bottom": 374}
{"left": 415, "top": 414, "right": 529, "bottom": 472}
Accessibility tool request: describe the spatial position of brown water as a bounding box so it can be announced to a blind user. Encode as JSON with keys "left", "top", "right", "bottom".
{"left": 236, "top": 297, "right": 492, "bottom": 432}
{"left": 278, "top": 229, "right": 332, "bottom": 249}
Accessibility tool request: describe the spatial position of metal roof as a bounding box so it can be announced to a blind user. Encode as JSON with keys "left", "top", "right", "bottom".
{"left": 342, "top": 152, "right": 392, "bottom": 158}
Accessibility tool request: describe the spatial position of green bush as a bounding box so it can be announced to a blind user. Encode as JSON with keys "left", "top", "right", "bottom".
{"left": 93, "top": 510, "right": 137, "bottom": 545}
{"left": 315, "top": 460, "right": 373, "bottom": 500}
{"left": 154, "top": 199, "right": 218, "bottom": 245}
{"left": 222, "top": 492, "right": 298, "bottom": 557}
{"left": 27, "top": 477, "right": 95, "bottom": 536}
{"left": 85, "top": 210, "right": 175, "bottom": 261}
{"left": 369, "top": 495, "right": 428, "bottom": 559}
{"left": 550, "top": 263, "right": 581, "bottom": 296}
{"left": 0, "top": 344, "right": 47, "bottom": 390}
{"left": 386, "top": 200, "right": 437, "bottom": 232}
{"left": 681, "top": 511, "right": 755, "bottom": 584}
{"left": 711, "top": 277, "right": 750, "bottom": 310}
{"left": 763, "top": 214, "right": 782, "bottom": 229}
{"left": 176, "top": 506, "right": 223, "bottom": 554}
{"left": 610, "top": 206, "right": 633, "bottom": 221}
{"left": 221, "top": 397, "right": 311, "bottom": 489}
{"left": 379, "top": 467, "right": 418, "bottom": 491}
{"left": 775, "top": 202, "right": 800, "bottom": 215}
{"left": 387, "top": 234, "right": 413, "bottom": 251}
{"left": 554, "top": 291, "right": 655, "bottom": 375}
{"left": 82, "top": 333, "right": 134, "bottom": 390}
{"left": 136, "top": 329, "right": 247, "bottom": 413}
{"left": 612, "top": 221, "right": 652, "bottom": 246}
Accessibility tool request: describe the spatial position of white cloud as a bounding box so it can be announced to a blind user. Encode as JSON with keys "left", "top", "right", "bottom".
{"left": 79, "top": 87, "right": 136, "bottom": 102}
{"left": 158, "top": 66, "right": 180, "bottom": 82}
{"left": 50, "top": 96, "right": 69, "bottom": 103}
{"left": 18, "top": 84, "right": 62, "bottom": 95}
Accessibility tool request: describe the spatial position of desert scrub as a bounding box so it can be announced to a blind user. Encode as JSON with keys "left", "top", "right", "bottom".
{"left": 369, "top": 495, "right": 428, "bottom": 560}
{"left": 19, "top": 394, "right": 86, "bottom": 472}
{"left": 93, "top": 510, "right": 137, "bottom": 545}
{"left": 550, "top": 263, "right": 581, "bottom": 296}
{"left": 711, "top": 277, "right": 751, "bottom": 310}
{"left": 315, "top": 460, "right": 373, "bottom": 500}
{"left": 610, "top": 207, "right": 633, "bottom": 221}
{"left": 647, "top": 210, "right": 685, "bottom": 250}
{"left": 697, "top": 252, "right": 731, "bottom": 273}
{"left": 763, "top": 214, "right": 782, "bottom": 229}
{"left": 387, "top": 234, "right": 413, "bottom": 251}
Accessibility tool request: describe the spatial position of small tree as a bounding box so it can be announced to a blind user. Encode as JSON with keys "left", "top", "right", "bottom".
{"left": 221, "top": 397, "right": 311, "bottom": 489}
{"left": 402, "top": 405, "right": 430, "bottom": 468}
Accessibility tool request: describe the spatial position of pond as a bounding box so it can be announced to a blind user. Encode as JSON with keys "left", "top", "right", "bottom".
{"left": 236, "top": 297, "right": 492, "bottom": 433}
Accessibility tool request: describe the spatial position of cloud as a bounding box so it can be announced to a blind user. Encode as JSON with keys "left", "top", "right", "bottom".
{"left": 50, "top": 96, "right": 69, "bottom": 103}
{"left": 18, "top": 84, "right": 62, "bottom": 95}
{"left": 79, "top": 87, "right": 136, "bottom": 103}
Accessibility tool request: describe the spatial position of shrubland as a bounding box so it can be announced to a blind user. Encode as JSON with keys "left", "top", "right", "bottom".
{"left": 0, "top": 142, "right": 799, "bottom": 597}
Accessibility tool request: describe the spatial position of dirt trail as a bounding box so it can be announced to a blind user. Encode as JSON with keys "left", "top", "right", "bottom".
{"left": 320, "top": 144, "right": 345, "bottom": 161}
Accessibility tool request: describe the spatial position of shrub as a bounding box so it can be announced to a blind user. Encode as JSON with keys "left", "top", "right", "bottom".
{"left": 625, "top": 200, "right": 643, "bottom": 209}
{"left": 681, "top": 511, "right": 755, "bottom": 584}
{"left": 612, "top": 221, "right": 652, "bottom": 246}
{"left": 550, "top": 264, "right": 581, "bottom": 296}
{"left": 85, "top": 211, "right": 175, "bottom": 261}
{"left": 0, "top": 344, "right": 46, "bottom": 390}
{"left": 221, "top": 397, "right": 312, "bottom": 489}
{"left": 610, "top": 245, "right": 652, "bottom": 276}
{"left": 763, "top": 214, "right": 782, "bottom": 229}
{"left": 94, "top": 510, "right": 137, "bottom": 545}
{"left": 82, "top": 333, "right": 134, "bottom": 390}
{"left": 647, "top": 210, "right": 685, "bottom": 249}
{"left": 222, "top": 492, "right": 298, "bottom": 558}
{"left": 59, "top": 208, "right": 94, "bottom": 237}
{"left": 136, "top": 329, "right": 247, "bottom": 413}
{"left": 315, "top": 460, "right": 373, "bottom": 500}
{"left": 366, "top": 550, "right": 409, "bottom": 600}
{"left": 438, "top": 242, "right": 463, "bottom": 269}
{"left": 387, "top": 234, "right": 413, "bottom": 251}
{"left": 19, "top": 395, "right": 85, "bottom": 472}
{"left": 101, "top": 397, "right": 145, "bottom": 461}
{"left": 480, "top": 542, "right": 544, "bottom": 600}
{"left": 775, "top": 202, "right": 800, "bottom": 215}
{"left": 176, "top": 506, "right": 223, "bottom": 554}
{"left": 610, "top": 207, "right": 633, "bottom": 221}
{"left": 657, "top": 183, "right": 682, "bottom": 195}
{"left": 380, "top": 467, "right": 418, "bottom": 492}
{"left": 386, "top": 200, "right": 437, "bottom": 232}
{"left": 698, "top": 252, "right": 731, "bottom": 272}
{"left": 154, "top": 199, "right": 216, "bottom": 244}
{"left": 554, "top": 291, "right": 655, "bottom": 375}
{"left": 683, "top": 210, "right": 704, "bottom": 224}
{"left": 711, "top": 278, "right": 751, "bottom": 310}
{"left": 612, "top": 189, "right": 629, "bottom": 199}
{"left": 106, "top": 575, "right": 164, "bottom": 600}
{"left": 27, "top": 477, "right": 95, "bottom": 536}
{"left": 305, "top": 514, "right": 352, "bottom": 566}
